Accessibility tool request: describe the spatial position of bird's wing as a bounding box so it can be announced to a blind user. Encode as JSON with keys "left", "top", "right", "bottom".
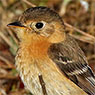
{"left": 48, "top": 34, "right": 95, "bottom": 95}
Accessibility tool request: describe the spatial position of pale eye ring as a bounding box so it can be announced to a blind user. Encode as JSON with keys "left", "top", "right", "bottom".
{"left": 31, "top": 21, "right": 46, "bottom": 30}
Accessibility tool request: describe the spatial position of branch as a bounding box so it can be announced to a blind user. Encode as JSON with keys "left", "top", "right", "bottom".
{"left": 0, "top": 74, "right": 18, "bottom": 80}
{"left": 22, "top": 0, "right": 36, "bottom": 7}
{"left": 0, "top": 55, "right": 15, "bottom": 68}
{"left": 39, "top": 74, "right": 47, "bottom": 95}
{"left": 64, "top": 22, "right": 95, "bottom": 44}
{"left": 0, "top": 32, "right": 17, "bottom": 51}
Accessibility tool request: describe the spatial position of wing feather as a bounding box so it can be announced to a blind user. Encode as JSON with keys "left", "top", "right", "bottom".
{"left": 48, "top": 34, "right": 95, "bottom": 95}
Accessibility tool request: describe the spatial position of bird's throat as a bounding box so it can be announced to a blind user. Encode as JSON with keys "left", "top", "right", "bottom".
{"left": 20, "top": 37, "right": 51, "bottom": 59}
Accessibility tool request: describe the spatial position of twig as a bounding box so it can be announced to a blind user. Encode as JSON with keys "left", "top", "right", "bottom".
{"left": 0, "top": 55, "right": 15, "bottom": 68}
{"left": 39, "top": 74, "right": 47, "bottom": 95}
{"left": 87, "top": 54, "right": 95, "bottom": 60}
{"left": 70, "top": 34, "right": 94, "bottom": 44}
{"left": 59, "top": 0, "right": 71, "bottom": 16}
{"left": 64, "top": 22, "right": 95, "bottom": 40}
{"left": 22, "top": 0, "right": 36, "bottom": 7}
{"left": 7, "top": 28, "right": 18, "bottom": 45}
{"left": 59, "top": 0, "right": 66, "bottom": 16}
{"left": 0, "top": 32, "right": 17, "bottom": 51}
{"left": 0, "top": 88, "right": 7, "bottom": 95}
{"left": 8, "top": 89, "right": 27, "bottom": 95}
{"left": 0, "top": 64, "right": 15, "bottom": 69}
{"left": 64, "top": 22, "right": 95, "bottom": 44}
{"left": 0, "top": 74, "right": 18, "bottom": 80}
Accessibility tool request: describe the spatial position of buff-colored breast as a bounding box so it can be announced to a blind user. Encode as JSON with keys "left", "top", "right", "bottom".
{"left": 15, "top": 38, "right": 87, "bottom": 95}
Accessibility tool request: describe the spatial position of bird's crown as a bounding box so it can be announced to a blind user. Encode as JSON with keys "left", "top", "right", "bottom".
{"left": 19, "top": 7, "right": 63, "bottom": 24}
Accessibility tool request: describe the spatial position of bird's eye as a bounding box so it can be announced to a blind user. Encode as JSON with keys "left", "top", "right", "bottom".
{"left": 31, "top": 21, "right": 46, "bottom": 30}
{"left": 35, "top": 22, "right": 44, "bottom": 29}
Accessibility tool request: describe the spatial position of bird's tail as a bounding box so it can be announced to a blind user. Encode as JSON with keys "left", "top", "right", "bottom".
{"left": 86, "top": 76, "right": 95, "bottom": 87}
{"left": 77, "top": 73, "right": 95, "bottom": 95}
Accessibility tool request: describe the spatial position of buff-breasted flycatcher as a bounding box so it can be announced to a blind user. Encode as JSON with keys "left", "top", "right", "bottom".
{"left": 8, "top": 7, "right": 95, "bottom": 95}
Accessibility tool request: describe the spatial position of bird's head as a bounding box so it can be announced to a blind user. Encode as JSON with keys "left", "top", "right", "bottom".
{"left": 8, "top": 7, "right": 65, "bottom": 43}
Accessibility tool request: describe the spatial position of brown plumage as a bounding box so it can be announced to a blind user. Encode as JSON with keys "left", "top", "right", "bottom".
{"left": 8, "top": 7, "right": 95, "bottom": 95}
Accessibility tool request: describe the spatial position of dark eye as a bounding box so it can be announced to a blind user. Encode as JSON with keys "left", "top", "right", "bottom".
{"left": 35, "top": 22, "right": 44, "bottom": 29}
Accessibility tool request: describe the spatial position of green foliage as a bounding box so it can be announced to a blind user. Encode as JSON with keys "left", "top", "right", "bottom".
{"left": 9, "top": 36, "right": 18, "bottom": 56}
{"left": 30, "top": 0, "right": 48, "bottom": 6}
{"left": 11, "top": 84, "right": 17, "bottom": 92}
{"left": 11, "top": 69, "right": 18, "bottom": 76}
{"left": 39, "top": 0, "right": 48, "bottom": 6}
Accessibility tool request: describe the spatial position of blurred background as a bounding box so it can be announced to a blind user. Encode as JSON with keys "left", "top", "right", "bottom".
{"left": 0, "top": 0, "right": 95, "bottom": 95}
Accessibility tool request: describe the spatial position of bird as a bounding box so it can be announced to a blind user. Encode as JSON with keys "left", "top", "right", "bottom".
{"left": 7, "top": 7, "right": 95, "bottom": 95}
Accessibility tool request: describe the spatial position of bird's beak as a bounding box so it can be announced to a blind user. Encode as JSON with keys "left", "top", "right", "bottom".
{"left": 7, "top": 21, "right": 26, "bottom": 28}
